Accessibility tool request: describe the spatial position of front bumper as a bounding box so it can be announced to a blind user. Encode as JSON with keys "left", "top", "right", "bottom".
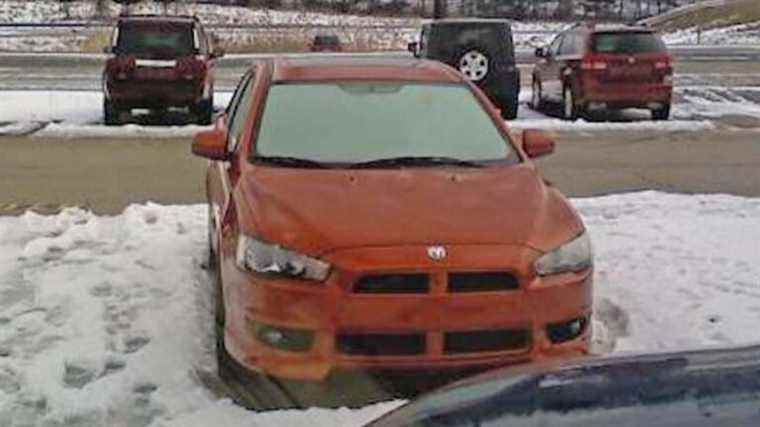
{"left": 222, "top": 244, "right": 592, "bottom": 381}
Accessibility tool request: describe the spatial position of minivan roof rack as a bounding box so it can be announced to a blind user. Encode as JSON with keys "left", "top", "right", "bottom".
{"left": 118, "top": 13, "right": 199, "bottom": 21}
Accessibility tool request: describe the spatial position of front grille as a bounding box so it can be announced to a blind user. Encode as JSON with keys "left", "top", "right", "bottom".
{"left": 444, "top": 329, "right": 529, "bottom": 354}
{"left": 448, "top": 272, "right": 519, "bottom": 293}
{"left": 337, "top": 333, "right": 426, "bottom": 356}
{"left": 354, "top": 274, "right": 430, "bottom": 294}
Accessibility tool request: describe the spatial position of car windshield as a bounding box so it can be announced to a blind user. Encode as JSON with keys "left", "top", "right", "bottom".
{"left": 254, "top": 82, "right": 516, "bottom": 165}
{"left": 116, "top": 23, "right": 195, "bottom": 56}
{"left": 591, "top": 32, "right": 666, "bottom": 54}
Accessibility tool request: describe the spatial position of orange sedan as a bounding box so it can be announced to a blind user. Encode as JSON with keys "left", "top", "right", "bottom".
{"left": 193, "top": 57, "right": 593, "bottom": 384}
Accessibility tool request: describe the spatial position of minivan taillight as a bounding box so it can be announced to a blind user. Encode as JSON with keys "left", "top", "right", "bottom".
{"left": 106, "top": 56, "right": 136, "bottom": 80}
{"left": 581, "top": 55, "right": 608, "bottom": 71}
{"left": 654, "top": 57, "right": 673, "bottom": 73}
{"left": 176, "top": 57, "right": 206, "bottom": 80}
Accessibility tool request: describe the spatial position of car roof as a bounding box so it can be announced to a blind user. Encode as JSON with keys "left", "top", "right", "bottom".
{"left": 270, "top": 57, "right": 464, "bottom": 84}
{"left": 570, "top": 23, "right": 653, "bottom": 34}
{"left": 118, "top": 14, "right": 198, "bottom": 25}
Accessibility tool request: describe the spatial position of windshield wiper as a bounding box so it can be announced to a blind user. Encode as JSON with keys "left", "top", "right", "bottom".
{"left": 253, "top": 156, "right": 331, "bottom": 169}
{"left": 349, "top": 156, "right": 484, "bottom": 169}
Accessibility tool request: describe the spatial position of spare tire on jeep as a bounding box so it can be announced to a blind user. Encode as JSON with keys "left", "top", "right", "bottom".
{"left": 413, "top": 19, "right": 520, "bottom": 120}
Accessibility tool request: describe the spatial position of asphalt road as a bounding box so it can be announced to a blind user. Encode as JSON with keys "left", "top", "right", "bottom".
{"left": 1, "top": 128, "right": 759, "bottom": 215}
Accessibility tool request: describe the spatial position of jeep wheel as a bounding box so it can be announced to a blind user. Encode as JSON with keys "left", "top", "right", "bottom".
{"left": 103, "top": 100, "right": 121, "bottom": 126}
{"left": 562, "top": 85, "right": 581, "bottom": 121}
{"left": 458, "top": 49, "right": 490, "bottom": 83}
{"left": 652, "top": 104, "right": 671, "bottom": 121}
{"left": 500, "top": 96, "right": 519, "bottom": 120}
{"left": 531, "top": 79, "right": 544, "bottom": 111}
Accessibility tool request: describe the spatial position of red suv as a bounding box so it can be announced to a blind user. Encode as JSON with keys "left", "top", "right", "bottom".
{"left": 192, "top": 58, "right": 593, "bottom": 405}
{"left": 102, "top": 15, "right": 223, "bottom": 125}
{"left": 531, "top": 25, "right": 673, "bottom": 121}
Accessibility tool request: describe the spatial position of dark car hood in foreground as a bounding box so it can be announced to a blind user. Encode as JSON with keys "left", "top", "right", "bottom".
{"left": 366, "top": 344, "right": 760, "bottom": 427}
{"left": 236, "top": 164, "right": 583, "bottom": 256}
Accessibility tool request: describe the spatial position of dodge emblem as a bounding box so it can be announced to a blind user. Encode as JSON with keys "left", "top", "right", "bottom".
{"left": 427, "top": 246, "right": 447, "bottom": 261}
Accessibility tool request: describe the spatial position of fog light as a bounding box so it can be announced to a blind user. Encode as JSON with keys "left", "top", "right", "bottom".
{"left": 547, "top": 317, "right": 588, "bottom": 344}
{"left": 250, "top": 321, "right": 315, "bottom": 352}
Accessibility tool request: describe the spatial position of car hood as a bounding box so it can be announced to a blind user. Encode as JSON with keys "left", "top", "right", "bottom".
{"left": 236, "top": 164, "right": 583, "bottom": 256}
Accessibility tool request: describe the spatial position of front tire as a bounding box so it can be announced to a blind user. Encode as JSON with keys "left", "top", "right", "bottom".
{"left": 531, "top": 78, "right": 544, "bottom": 111}
{"left": 562, "top": 85, "right": 582, "bottom": 121}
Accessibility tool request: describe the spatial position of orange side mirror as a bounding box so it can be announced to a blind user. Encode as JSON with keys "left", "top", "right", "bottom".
{"left": 193, "top": 115, "right": 229, "bottom": 160}
{"left": 522, "top": 129, "right": 555, "bottom": 159}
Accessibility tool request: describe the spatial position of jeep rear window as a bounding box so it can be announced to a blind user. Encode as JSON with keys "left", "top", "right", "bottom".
{"left": 116, "top": 23, "right": 195, "bottom": 56}
{"left": 592, "top": 32, "right": 666, "bottom": 54}
{"left": 254, "top": 83, "right": 516, "bottom": 165}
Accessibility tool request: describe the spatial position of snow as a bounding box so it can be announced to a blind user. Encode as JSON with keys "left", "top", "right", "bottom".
{"left": 664, "top": 22, "right": 760, "bottom": 46}
{"left": 0, "top": 91, "right": 234, "bottom": 138}
{"left": 1, "top": 191, "right": 759, "bottom": 425}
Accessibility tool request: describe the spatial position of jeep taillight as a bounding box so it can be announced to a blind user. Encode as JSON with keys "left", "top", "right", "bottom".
{"left": 581, "top": 55, "right": 608, "bottom": 71}
{"left": 106, "top": 56, "right": 136, "bottom": 80}
{"left": 176, "top": 57, "right": 206, "bottom": 80}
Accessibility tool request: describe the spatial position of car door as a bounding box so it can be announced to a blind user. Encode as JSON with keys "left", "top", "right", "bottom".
{"left": 540, "top": 34, "right": 566, "bottom": 102}
{"left": 207, "top": 69, "right": 255, "bottom": 256}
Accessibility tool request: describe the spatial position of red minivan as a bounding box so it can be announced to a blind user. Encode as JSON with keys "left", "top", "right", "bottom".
{"left": 531, "top": 25, "right": 673, "bottom": 121}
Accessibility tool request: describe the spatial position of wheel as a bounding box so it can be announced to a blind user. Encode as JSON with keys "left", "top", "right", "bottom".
{"left": 652, "top": 104, "right": 671, "bottom": 121}
{"left": 501, "top": 100, "right": 518, "bottom": 120}
{"left": 193, "top": 95, "right": 214, "bottom": 125}
{"left": 103, "top": 99, "right": 121, "bottom": 126}
{"left": 457, "top": 48, "right": 491, "bottom": 83}
{"left": 562, "top": 84, "right": 582, "bottom": 121}
{"left": 531, "top": 78, "right": 544, "bottom": 111}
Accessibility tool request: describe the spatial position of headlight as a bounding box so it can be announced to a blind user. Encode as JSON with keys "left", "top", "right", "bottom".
{"left": 235, "top": 235, "right": 331, "bottom": 282}
{"left": 535, "top": 231, "right": 593, "bottom": 276}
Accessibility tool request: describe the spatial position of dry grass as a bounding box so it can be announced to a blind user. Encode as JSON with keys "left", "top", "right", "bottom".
{"left": 652, "top": 0, "right": 760, "bottom": 31}
{"left": 79, "top": 30, "right": 111, "bottom": 53}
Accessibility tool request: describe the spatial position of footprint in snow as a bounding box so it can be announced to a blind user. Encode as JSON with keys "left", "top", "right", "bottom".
{"left": 123, "top": 335, "right": 150, "bottom": 354}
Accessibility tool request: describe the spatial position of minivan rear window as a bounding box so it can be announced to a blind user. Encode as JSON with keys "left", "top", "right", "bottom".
{"left": 592, "top": 32, "right": 666, "bottom": 54}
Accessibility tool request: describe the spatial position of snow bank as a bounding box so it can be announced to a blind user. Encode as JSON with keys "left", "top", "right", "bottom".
{"left": 1, "top": 192, "right": 759, "bottom": 425}
{"left": 0, "top": 91, "right": 235, "bottom": 138}
{"left": 664, "top": 22, "right": 760, "bottom": 46}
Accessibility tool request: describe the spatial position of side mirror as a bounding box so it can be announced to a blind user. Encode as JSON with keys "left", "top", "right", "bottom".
{"left": 535, "top": 47, "right": 546, "bottom": 58}
{"left": 522, "top": 129, "right": 555, "bottom": 159}
{"left": 192, "top": 119, "right": 228, "bottom": 160}
{"left": 407, "top": 42, "right": 419, "bottom": 57}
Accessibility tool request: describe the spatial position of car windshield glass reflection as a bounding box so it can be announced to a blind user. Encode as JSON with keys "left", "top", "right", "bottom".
{"left": 117, "top": 25, "right": 194, "bottom": 56}
{"left": 254, "top": 83, "right": 516, "bottom": 165}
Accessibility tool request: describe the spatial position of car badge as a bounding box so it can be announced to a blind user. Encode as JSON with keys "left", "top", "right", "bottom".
{"left": 628, "top": 57, "right": 636, "bottom": 64}
{"left": 427, "top": 246, "right": 447, "bottom": 261}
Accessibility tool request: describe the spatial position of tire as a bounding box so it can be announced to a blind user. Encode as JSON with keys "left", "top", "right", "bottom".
{"left": 456, "top": 47, "right": 491, "bottom": 83}
{"left": 103, "top": 99, "right": 120, "bottom": 126}
{"left": 652, "top": 104, "right": 671, "bottom": 121}
{"left": 501, "top": 101, "right": 518, "bottom": 120}
{"left": 193, "top": 96, "right": 214, "bottom": 126}
{"left": 531, "top": 78, "right": 544, "bottom": 111}
{"left": 562, "top": 84, "right": 582, "bottom": 121}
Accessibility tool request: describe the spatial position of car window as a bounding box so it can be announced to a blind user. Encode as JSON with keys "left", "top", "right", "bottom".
{"left": 115, "top": 22, "right": 194, "bottom": 56}
{"left": 549, "top": 34, "right": 564, "bottom": 57}
{"left": 559, "top": 33, "right": 578, "bottom": 55}
{"left": 592, "top": 32, "right": 667, "bottom": 54}
{"left": 254, "top": 83, "right": 516, "bottom": 164}
{"left": 226, "top": 72, "right": 255, "bottom": 153}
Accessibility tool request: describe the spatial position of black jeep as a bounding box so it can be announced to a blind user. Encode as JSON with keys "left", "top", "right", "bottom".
{"left": 409, "top": 19, "right": 520, "bottom": 119}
